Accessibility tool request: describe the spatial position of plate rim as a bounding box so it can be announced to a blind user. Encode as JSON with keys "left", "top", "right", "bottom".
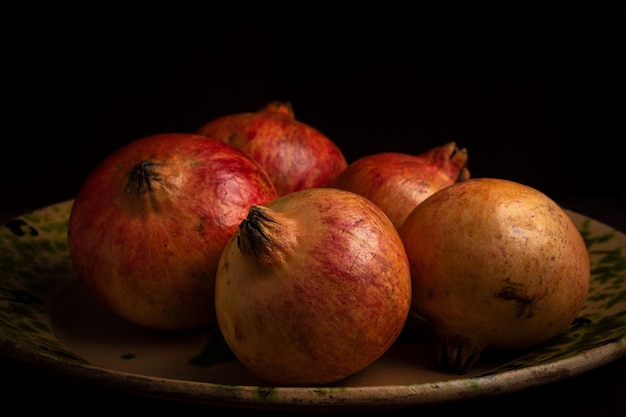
{"left": 3, "top": 331, "right": 625, "bottom": 410}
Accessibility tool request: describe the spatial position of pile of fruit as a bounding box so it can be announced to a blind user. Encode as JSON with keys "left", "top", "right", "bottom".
{"left": 67, "top": 101, "right": 591, "bottom": 386}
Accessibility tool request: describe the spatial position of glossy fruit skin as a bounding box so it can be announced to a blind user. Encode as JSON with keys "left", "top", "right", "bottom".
{"left": 399, "top": 178, "right": 590, "bottom": 374}
{"left": 67, "top": 133, "right": 278, "bottom": 331}
{"left": 197, "top": 101, "right": 348, "bottom": 196}
{"left": 331, "top": 142, "right": 469, "bottom": 230}
{"left": 215, "top": 188, "right": 412, "bottom": 386}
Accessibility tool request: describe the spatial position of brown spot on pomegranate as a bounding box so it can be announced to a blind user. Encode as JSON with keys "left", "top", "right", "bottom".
{"left": 495, "top": 279, "right": 538, "bottom": 319}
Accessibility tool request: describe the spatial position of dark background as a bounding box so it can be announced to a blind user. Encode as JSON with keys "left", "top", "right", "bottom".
{"left": 3, "top": 1, "right": 625, "bottom": 218}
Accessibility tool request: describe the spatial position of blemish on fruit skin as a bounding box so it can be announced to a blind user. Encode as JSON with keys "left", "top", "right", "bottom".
{"left": 195, "top": 217, "right": 206, "bottom": 234}
{"left": 494, "top": 279, "right": 536, "bottom": 319}
{"left": 120, "top": 353, "right": 136, "bottom": 360}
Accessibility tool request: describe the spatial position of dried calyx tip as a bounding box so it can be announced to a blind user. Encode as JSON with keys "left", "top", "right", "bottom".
{"left": 237, "top": 206, "right": 277, "bottom": 258}
{"left": 261, "top": 101, "right": 294, "bottom": 117}
{"left": 125, "top": 160, "right": 163, "bottom": 195}
{"left": 434, "top": 333, "right": 482, "bottom": 375}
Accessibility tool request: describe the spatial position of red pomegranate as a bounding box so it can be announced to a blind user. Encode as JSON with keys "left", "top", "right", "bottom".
{"left": 196, "top": 101, "right": 348, "bottom": 196}
{"left": 67, "top": 133, "right": 278, "bottom": 331}
{"left": 332, "top": 142, "right": 470, "bottom": 230}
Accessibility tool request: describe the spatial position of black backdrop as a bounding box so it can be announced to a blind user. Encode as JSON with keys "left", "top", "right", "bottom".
{"left": 3, "top": 1, "right": 624, "bottom": 215}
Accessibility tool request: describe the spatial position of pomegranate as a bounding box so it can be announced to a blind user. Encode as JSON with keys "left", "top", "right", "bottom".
{"left": 331, "top": 142, "right": 470, "bottom": 230}
{"left": 215, "top": 188, "right": 412, "bottom": 385}
{"left": 196, "top": 101, "right": 348, "bottom": 196}
{"left": 399, "top": 178, "right": 590, "bottom": 374}
{"left": 67, "top": 133, "right": 278, "bottom": 331}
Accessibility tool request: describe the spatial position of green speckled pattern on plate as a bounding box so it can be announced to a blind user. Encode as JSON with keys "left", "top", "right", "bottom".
{"left": 0, "top": 200, "right": 84, "bottom": 362}
{"left": 1, "top": 201, "right": 625, "bottom": 410}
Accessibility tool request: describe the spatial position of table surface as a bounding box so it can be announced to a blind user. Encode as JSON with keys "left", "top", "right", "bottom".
{"left": 1, "top": 195, "right": 625, "bottom": 416}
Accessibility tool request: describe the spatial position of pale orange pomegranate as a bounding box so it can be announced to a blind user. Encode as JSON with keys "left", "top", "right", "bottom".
{"left": 215, "top": 188, "right": 412, "bottom": 385}
{"left": 399, "top": 178, "right": 590, "bottom": 374}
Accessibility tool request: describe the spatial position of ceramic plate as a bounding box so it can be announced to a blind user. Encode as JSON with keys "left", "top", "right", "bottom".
{"left": 1, "top": 200, "right": 625, "bottom": 411}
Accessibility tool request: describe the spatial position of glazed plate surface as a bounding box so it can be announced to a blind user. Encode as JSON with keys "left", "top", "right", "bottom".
{"left": 1, "top": 200, "right": 625, "bottom": 410}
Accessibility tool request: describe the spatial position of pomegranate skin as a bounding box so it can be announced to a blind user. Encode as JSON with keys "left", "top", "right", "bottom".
{"left": 399, "top": 178, "right": 590, "bottom": 374}
{"left": 68, "top": 133, "right": 278, "bottom": 331}
{"left": 215, "top": 188, "right": 412, "bottom": 386}
{"left": 197, "top": 101, "right": 348, "bottom": 196}
{"left": 331, "top": 142, "right": 469, "bottom": 230}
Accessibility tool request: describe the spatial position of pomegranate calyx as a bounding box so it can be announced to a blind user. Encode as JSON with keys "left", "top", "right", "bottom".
{"left": 125, "top": 160, "right": 163, "bottom": 195}
{"left": 260, "top": 101, "right": 295, "bottom": 119}
{"left": 449, "top": 147, "right": 470, "bottom": 181}
{"left": 237, "top": 205, "right": 296, "bottom": 267}
{"left": 434, "top": 333, "right": 482, "bottom": 375}
{"left": 427, "top": 142, "right": 469, "bottom": 182}
{"left": 238, "top": 206, "right": 275, "bottom": 256}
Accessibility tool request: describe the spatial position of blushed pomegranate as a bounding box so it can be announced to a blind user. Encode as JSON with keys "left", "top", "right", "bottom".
{"left": 196, "top": 101, "right": 348, "bottom": 196}
{"left": 215, "top": 188, "right": 412, "bottom": 385}
{"left": 399, "top": 178, "right": 590, "bottom": 374}
{"left": 67, "top": 133, "right": 278, "bottom": 331}
{"left": 331, "top": 142, "right": 469, "bottom": 230}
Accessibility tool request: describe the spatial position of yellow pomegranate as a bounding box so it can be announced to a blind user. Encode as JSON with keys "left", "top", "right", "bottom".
{"left": 399, "top": 178, "right": 590, "bottom": 374}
